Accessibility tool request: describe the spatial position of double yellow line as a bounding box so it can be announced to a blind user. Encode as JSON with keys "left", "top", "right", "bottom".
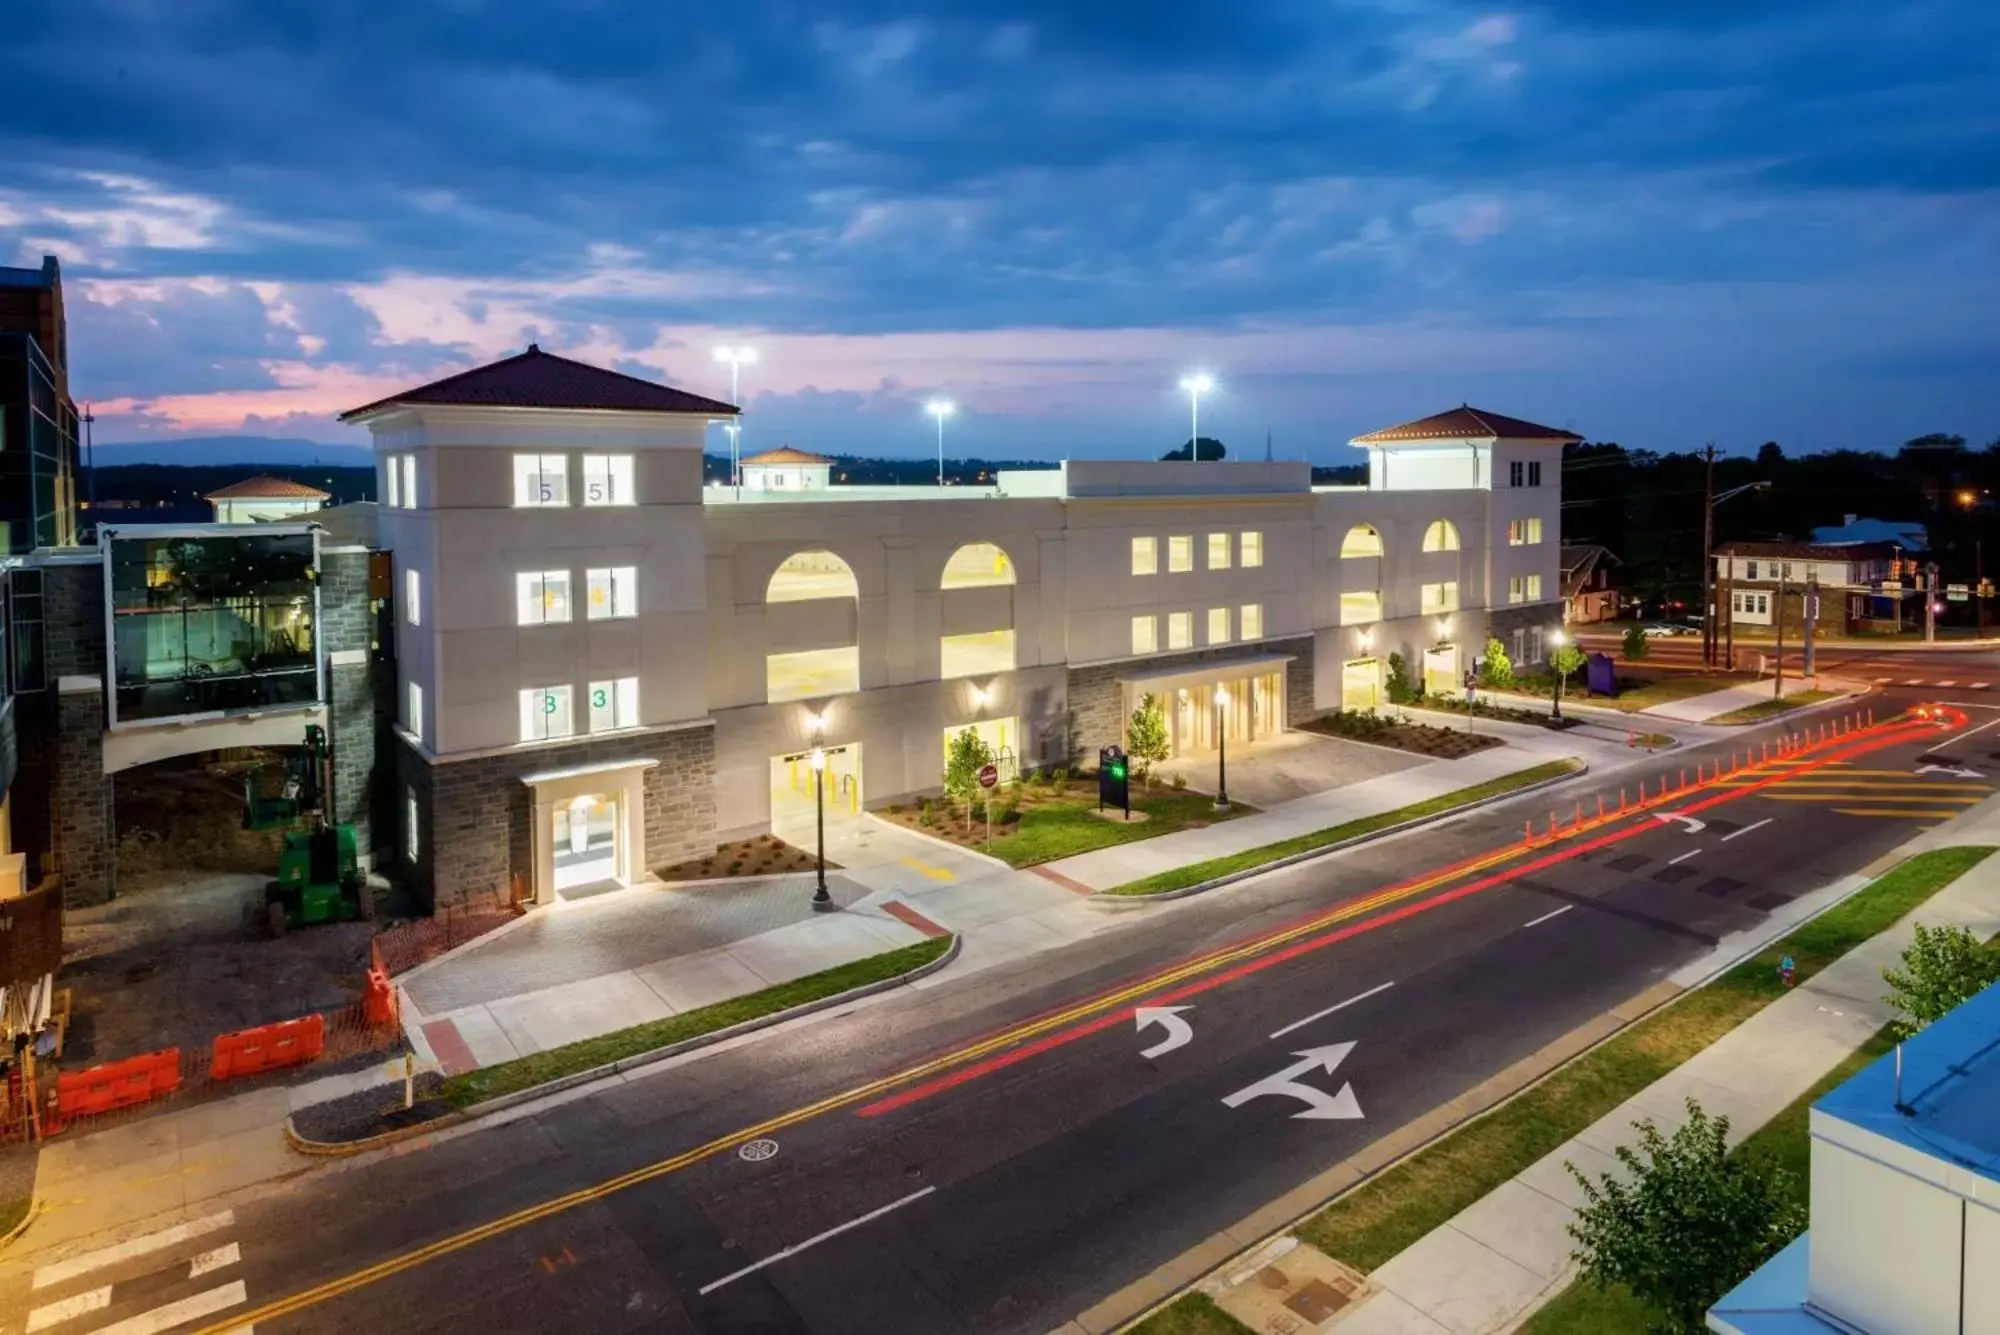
{"left": 197, "top": 808, "right": 1579, "bottom": 1329}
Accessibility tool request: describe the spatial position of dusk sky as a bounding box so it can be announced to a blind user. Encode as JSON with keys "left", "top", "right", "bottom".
{"left": 5, "top": 0, "right": 1997, "bottom": 463}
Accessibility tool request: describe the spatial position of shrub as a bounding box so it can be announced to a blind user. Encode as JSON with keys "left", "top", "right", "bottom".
{"left": 1622, "top": 623, "right": 1650, "bottom": 662}
{"left": 1051, "top": 767, "right": 1070, "bottom": 788}
{"left": 885, "top": 802, "right": 903, "bottom": 816}
{"left": 996, "top": 795, "right": 1021, "bottom": 823}
{"left": 1170, "top": 773, "right": 1188, "bottom": 790}
{"left": 1386, "top": 652, "right": 1414, "bottom": 704}
{"left": 1480, "top": 637, "right": 1514, "bottom": 688}
{"left": 1127, "top": 693, "right": 1171, "bottom": 785}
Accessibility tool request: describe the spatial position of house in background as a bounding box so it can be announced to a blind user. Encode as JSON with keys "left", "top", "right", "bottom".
{"left": 1714, "top": 540, "right": 1902, "bottom": 634}
{"left": 1810, "top": 514, "right": 1929, "bottom": 551}
{"left": 739, "top": 446, "right": 834, "bottom": 492}
{"left": 1559, "top": 544, "right": 1619, "bottom": 624}
{"left": 1709, "top": 976, "right": 2000, "bottom": 1335}
{"left": 204, "top": 474, "right": 331, "bottom": 523}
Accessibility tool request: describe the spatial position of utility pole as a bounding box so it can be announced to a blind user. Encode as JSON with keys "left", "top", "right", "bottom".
{"left": 1774, "top": 567, "right": 1787, "bottom": 699}
{"left": 1926, "top": 563, "right": 1938, "bottom": 644}
{"left": 1701, "top": 444, "right": 1716, "bottom": 666}
{"left": 1803, "top": 574, "right": 1818, "bottom": 683}
{"left": 1979, "top": 541, "right": 1987, "bottom": 640}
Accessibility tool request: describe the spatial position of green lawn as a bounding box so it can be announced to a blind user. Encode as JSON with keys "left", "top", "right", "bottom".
{"left": 977, "top": 789, "right": 1250, "bottom": 868}
{"left": 1296, "top": 845, "right": 1993, "bottom": 1273}
{"left": 1127, "top": 1293, "right": 1256, "bottom": 1335}
{"left": 1706, "top": 689, "right": 1841, "bottom": 725}
{"left": 1105, "top": 760, "right": 1582, "bottom": 897}
{"left": 437, "top": 936, "right": 954, "bottom": 1109}
{"left": 1520, "top": 1026, "right": 1898, "bottom": 1333}
{"left": 0, "top": 1196, "right": 28, "bottom": 1239}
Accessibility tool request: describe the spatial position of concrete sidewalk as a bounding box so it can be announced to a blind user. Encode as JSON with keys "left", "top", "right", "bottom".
{"left": 1315, "top": 809, "right": 2000, "bottom": 1335}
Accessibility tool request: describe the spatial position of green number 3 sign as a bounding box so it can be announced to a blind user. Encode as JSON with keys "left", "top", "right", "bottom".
{"left": 592, "top": 689, "right": 608, "bottom": 708}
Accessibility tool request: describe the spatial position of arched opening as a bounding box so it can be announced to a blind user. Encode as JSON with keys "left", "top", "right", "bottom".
{"left": 940, "top": 542, "right": 1016, "bottom": 678}
{"left": 1339, "top": 524, "right": 1383, "bottom": 559}
{"left": 1422, "top": 520, "right": 1461, "bottom": 553}
{"left": 765, "top": 550, "right": 860, "bottom": 701}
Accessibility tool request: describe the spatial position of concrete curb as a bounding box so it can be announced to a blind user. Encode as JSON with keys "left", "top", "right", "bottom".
{"left": 1091, "top": 831, "right": 1975, "bottom": 1335}
{"left": 285, "top": 933, "right": 963, "bottom": 1158}
{"left": 1694, "top": 687, "right": 1867, "bottom": 728}
{"left": 1087, "top": 760, "right": 1588, "bottom": 906}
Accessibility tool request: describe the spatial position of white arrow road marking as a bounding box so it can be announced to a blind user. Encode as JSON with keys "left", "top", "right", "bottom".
{"left": 1135, "top": 1005, "right": 1196, "bottom": 1058}
{"left": 1222, "top": 1044, "right": 1364, "bottom": 1121}
{"left": 1652, "top": 812, "right": 1706, "bottom": 834}
{"left": 1916, "top": 763, "right": 1983, "bottom": 779}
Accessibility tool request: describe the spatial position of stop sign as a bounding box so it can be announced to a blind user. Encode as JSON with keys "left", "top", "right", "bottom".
{"left": 977, "top": 763, "right": 1000, "bottom": 790}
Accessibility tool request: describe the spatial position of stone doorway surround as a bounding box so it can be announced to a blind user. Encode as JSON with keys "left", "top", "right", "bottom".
{"left": 521, "top": 757, "right": 656, "bottom": 906}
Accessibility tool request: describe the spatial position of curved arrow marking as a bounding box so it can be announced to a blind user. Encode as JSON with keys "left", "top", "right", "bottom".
{"left": 1222, "top": 1043, "right": 1364, "bottom": 1120}
{"left": 1916, "top": 763, "right": 1983, "bottom": 779}
{"left": 1135, "top": 1006, "right": 1195, "bottom": 1059}
{"left": 1652, "top": 812, "right": 1706, "bottom": 834}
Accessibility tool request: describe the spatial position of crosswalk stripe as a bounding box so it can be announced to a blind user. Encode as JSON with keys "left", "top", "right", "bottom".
{"left": 1938, "top": 680, "right": 1959, "bottom": 687}
{"left": 86, "top": 1280, "right": 246, "bottom": 1335}
{"left": 1972, "top": 682, "right": 1990, "bottom": 689}
{"left": 1904, "top": 679, "right": 1924, "bottom": 686}
{"left": 32, "top": 1212, "right": 235, "bottom": 1290}
{"left": 188, "top": 1243, "right": 240, "bottom": 1279}
{"left": 25, "top": 1286, "right": 110, "bottom": 1332}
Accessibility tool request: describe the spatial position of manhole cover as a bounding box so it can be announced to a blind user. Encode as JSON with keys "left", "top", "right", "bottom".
{"left": 738, "top": 1138, "right": 779, "bottom": 1162}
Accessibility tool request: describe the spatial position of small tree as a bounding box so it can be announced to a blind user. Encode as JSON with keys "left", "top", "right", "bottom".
{"left": 1622, "top": 623, "right": 1650, "bottom": 662}
{"left": 943, "top": 726, "right": 996, "bottom": 826}
{"left": 1385, "top": 652, "right": 1414, "bottom": 704}
{"left": 1882, "top": 922, "right": 2000, "bottom": 1038}
{"left": 1567, "top": 1100, "right": 1806, "bottom": 1335}
{"left": 1126, "top": 693, "right": 1170, "bottom": 786}
{"left": 1552, "top": 639, "right": 1587, "bottom": 682}
{"left": 1480, "top": 637, "right": 1514, "bottom": 688}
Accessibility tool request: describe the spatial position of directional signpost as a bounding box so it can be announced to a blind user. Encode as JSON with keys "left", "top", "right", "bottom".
{"left": 1222, "top": 1043, "right": 1365, "bottom": 1121}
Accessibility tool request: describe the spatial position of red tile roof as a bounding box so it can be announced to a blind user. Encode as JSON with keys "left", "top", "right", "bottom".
{"left": 203, "top": 474, "right": 331, "bottom": 501}
{"left": 1352, "top": 405, "right": 1582, "bottom": 445}
{"left": 744, "top": 446, "right": 834, "bottom": 465}
{"left": 338, "top": 345, "right": 739, "bottom": 421}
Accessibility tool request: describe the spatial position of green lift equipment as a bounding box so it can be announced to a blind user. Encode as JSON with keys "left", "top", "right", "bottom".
{"left": 262, "top": 724, "right": 373, "bottom": 937}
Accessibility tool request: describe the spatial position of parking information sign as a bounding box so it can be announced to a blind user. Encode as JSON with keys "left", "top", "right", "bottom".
{"left": 1098, "top": 746, "right": 1131, "bottom": 818}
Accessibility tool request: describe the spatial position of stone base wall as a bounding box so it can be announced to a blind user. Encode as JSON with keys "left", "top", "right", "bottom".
{"left": 1483, "top": 601, "right": 1566, "bottom": 667}
{"left": 53, "top": 684, "right": 111, "bottom": 907}
{"left": 1065, "top": 635, "right": 1316, "bottom": 765}
{"left": 330, "top": 662, "right": 376, "bottom": 856}
{"left": 409, "top": 724, "right": 718, "bottom": 911}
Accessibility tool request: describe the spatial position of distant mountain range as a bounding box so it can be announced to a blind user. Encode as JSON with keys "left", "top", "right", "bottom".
{"left": 88, "top": 435, "right": 374, "bottom": 467}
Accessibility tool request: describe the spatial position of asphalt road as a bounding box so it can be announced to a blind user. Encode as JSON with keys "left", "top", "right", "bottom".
{"left": 13, "top": 689, "right": 1998, "bottom": 1335}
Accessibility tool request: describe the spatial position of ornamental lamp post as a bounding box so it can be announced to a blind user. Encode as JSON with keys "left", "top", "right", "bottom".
{"left": 809, "top": 745, "right": 832, "bottom": 910}
{"left": 1549, "top": 629, "right": 1567, "bottom": 721}
{"left": 1213, "top": 684, "right": 1231, "bottom": 811}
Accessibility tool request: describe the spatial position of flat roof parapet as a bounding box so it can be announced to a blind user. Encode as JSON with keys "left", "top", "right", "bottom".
{"left": 1058, "top": 459, "right": 1311, "bottom": 499}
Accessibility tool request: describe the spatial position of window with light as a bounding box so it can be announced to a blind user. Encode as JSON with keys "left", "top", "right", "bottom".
{"left": 586, "top": 566, "right": 638, "bottom": 619}
{"left": 404, "top": 568, "right": 420, "bottom": 625}
{"left": 519, "top": 685, "right": 575, "bottom": 742}
{"left": 1240, "top": 603, "right": 1264, "bottom": 639}
{"left": 581, "top": 454, "right": 635, "bottom": 506}
{"left": 1167, "top": 611, "right": 1193, "bottom": 650}
{"left": 1168, "top": 536, "right": 1193, "bottom": 572}
{"left": 513, "top": 453, "right": 569, "bottom": 507}
{"left": 1421, "top": 581, "right": 1460, "bottom": 614}
{"left": 1207, "top": 533, "right": 1231, "bottom": 570}
{"left": 1131, "top": 536, "right": 1158, "bottom": 576}
{"left": 1240, "top": 531, "right": 1264, "bottom": 567}
{"left": 1207, "top": 606, "right": 1231, "bottom": 644}
{"left": 587, "top": 678, "right": 639, "bottom": 732}
{"left": 516, "top": 570, "right": 572, "bottom": 625}
{"left": 1131, "top": 615, "right": 1158, "bottom": 655}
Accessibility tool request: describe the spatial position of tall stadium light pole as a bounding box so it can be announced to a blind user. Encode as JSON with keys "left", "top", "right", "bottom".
{"left": 927, "top": 399, "right": 956, "bottom": 487}
{"left": 1178, "top": 374, "right": 1214, "bottom": 461}
{"left": 713, "top": 345, "right": 758, "bottom": 489}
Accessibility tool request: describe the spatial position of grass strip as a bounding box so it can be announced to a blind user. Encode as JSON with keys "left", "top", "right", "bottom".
{"left": 981, "top": 791, "right": 1251, "bottom": 868}
{"left": 436, "top": 936, "right": 954, "bottom": 1110}
{"left": 1296, "top": 844, "right": 1993, "bottom": 1272}
{"left": 1104, "top": 760, "right": 1582, "bottom": 897}
{"left": 0, "top": 1197, "right": 27, "bottom": 1238}
{"left": 1706, "top": 690, "right": 1841, "bottom": 726}
{"left": 1127, "top": 1292, "right": 1257, "bottom": 1335}
{"left": 1520, "top": 1024, "right": 1898, "bottom": 1333}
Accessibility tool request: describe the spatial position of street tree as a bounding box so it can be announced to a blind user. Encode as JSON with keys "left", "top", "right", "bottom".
{"left": 1622, "top": 623, "right": 1650, "bottom": 661}
{"left": 1882, "top": 921, "right": 2000, "bottom": 1038}
{"left": 943, "top": 726, "right": 996, "bottom": 826}
{"left": 1126, "top": 693, "right": 1170, "bottom": 786}
{"left": 1566, "top": 1100, "right": 1806, "bottom": 1335}
{"left": 1552, "top": 639, "right": 1588, "bottom": 682}
{"left": 1385, "top": 652, "right": 1415, "bottom": 703}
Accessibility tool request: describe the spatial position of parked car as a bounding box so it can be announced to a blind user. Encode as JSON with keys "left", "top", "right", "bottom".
{"left": 1642, "top": 621, "right": 1699, "bottom": 637}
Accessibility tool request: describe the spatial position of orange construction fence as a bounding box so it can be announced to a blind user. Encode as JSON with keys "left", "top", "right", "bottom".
{"left": 211, "top": 1013, "right": 325, "bottom": 1081}
{"left": 52, "top": 1048, "right": 182, "bottom": 1123}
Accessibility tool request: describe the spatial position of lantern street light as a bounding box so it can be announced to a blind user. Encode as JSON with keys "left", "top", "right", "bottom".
{"left": 1178, "top": 374, "right": 1214, "bottom": 461}
{"left": 713, "top": 345, "right": 759, "bottom": 489}
{"left": 1213, "top": 684, "right": 1231, "bottom": 811}
{"left": 809, "top": 744, "right": 833, "bottom": 910}
{"left": 1549, "top": 629, "right": 1568, "bottom": 722}
{"left": 926, "top": 399, "right": 956, "bottom": 487}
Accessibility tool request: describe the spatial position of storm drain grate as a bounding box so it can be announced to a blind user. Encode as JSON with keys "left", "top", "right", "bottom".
{"left": 1695, "top": 876, "right": 1747, "bottom": 899}
{"left": 1607, "top": 853, "right": 1650, "bottom": 873}
{"left": 1652, "top": 865, "right": 1698, "bottom": 884}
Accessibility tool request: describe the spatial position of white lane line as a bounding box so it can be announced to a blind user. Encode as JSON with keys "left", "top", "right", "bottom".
{"left": 1268, "top": 981, "right": 1397, "bottom": 1040}
{"left": 87, "top": 1280, "right": 246, "bottom": 1335}
{"left": 32, "top": 1212, "right": 235, "bottom": 1290}
{"left": 698, "top": 1188, "right": 937, "bottom": 1295}
{"left": 1668, "top": 849, "right": 1701, "bottom": 865}
{"left": 25, "top": 1286, "right": 110, "bottom": 1332}
{"left": 188, "top": 1242, "right": 240, "bottom": 1279}
{"left": 1722, "top": 818, "right": 1773, "bottom": 842}
{"left": 1903, "top": 679, "right": 1924, "bottom": 686}
{"left": 1938, "top": 681, "right": 1960, "bottom": 688}
{"left": 1971, "top": 682, "right": 1991, "bottom": 689}
{"left": 1873, "top": 677, "right": 1892, "bottom": 684}
{"left": 1927, "top": 714, "right": 2000, "bottom": 753}
{"left": 1523, "top": 905, "right": 1573, "bottom": 929}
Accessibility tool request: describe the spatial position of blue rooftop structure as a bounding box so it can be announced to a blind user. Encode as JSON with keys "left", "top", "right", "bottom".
{"left": 1809, "top": 516, "right": 1928, "bottom": 551}
{"left": 1710, "top": 975, "right": 2000, "bottom": 1334}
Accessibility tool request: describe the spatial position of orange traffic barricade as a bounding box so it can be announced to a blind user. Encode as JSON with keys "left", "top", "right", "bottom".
{"left": 362, "top": 967, "right": 397, "bottom": 1026}
{"left": 52, "top": 1048, "right": 182, "bottom": 1123}
{"left": 210, "top": 1013, "right": 325, "bottom": 1081}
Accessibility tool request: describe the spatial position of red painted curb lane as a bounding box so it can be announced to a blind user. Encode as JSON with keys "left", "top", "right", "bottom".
{"left": 854, "top": 713, "right": 1946, "bottom": 1119}
{"left": 881, "top": 900, "right": 951, "bottom": 939}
